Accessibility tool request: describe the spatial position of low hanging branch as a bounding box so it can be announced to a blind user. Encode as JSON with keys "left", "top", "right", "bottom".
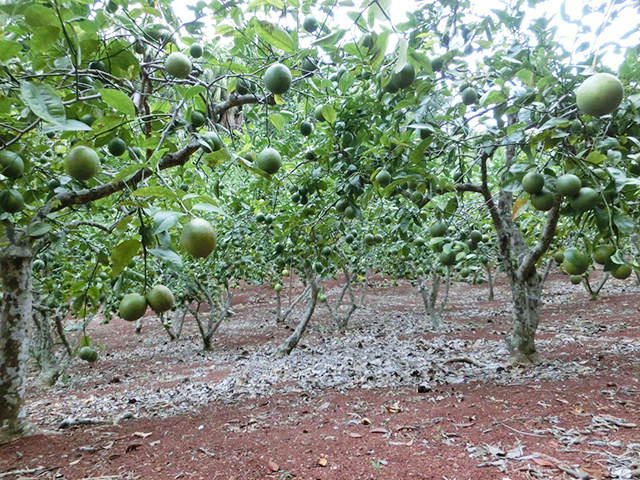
{"left": 277, "top": 272, "right": 320, "bottom": 357}
{"left": 188, "top": 280, "right": 233, "bottom": 351}
{"left": 276, "top": 284, "right": 311, "bottom": 324}
{"left": 324, "top": 261, "right": 367, "bottom": 331}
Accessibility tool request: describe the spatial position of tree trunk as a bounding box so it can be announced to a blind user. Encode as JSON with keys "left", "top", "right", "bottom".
{"left": 504, "top": 270, "right": 541, "bottom": 365}
{"left": 0, "top": 243, "right": 38, "bottom": 444}
{"left": 277, "top": 275, "right": 319, "bottom": 356}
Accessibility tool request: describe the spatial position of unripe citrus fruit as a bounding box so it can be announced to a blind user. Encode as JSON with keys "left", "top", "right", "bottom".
{"left": 593, "top": 244, "right": 615, "bottom": 265}
{"left": 146, "top": 285, "right": 175, "bottom": 312}
{"left": 201, "top": 131, "right": 223, "bottom": 152}
{"left": 376, "top": 169, "right": 392, "bottom": 186}
{"left": 263, "top": 63, "right": 292, "bottom": 95}
{"left": 530, "top": 188, "right": 555, "bottom": 211}
{"left": 461, "top": 87, "right": 478, "bottom": 105}
{"left": 65, "top": 145, "right": 101, "bottom": 181}
{"left": 274, "top": 283, "right": 283, "bottom": 293}
{"left": 570, "top": 275, "right": 583, "bottom": 285}
{"left": 554, "top": 251, "right": 564, "bottom": 265}
{"left": 430, "top": 221, "right": 448, "bottom": 238}
{"left": 576, "top": 73, "right": 624, "bottom": 117}
{"left": 364, "top": 233, "right": 375, "bottom": 245}
{"left": 300, "top": 121, "right": 313, "bottom": 136}
{"left": 562, "top": 247, "right": 590, "bottom": 275}
{"left": 521, "top": 171, "right": 544, "bottom": 194}
{"left": 0, "top": 151, "right": 24, "bottom": 178}
{"left": 410, "top": 190, "right": 423, "bottom": 204}
{"left": 301, "top": 57, "right": 318, "bottom": 74}
{"left": 391, "top": 63, "right": 416, "bottom": 89}
{"left": 282, "top": 269, "right": 290, "bottom": 277}
{"left": 181, "top": 217, "right": 217, "bottom": 258}
{"left": 314, "top": 105, "right": 325, "bottom": 122}
{"left": 469, "top": 230, "right": 482, "bottom": 243}
{"left": 611, "top": 263, "right": 632, "bottom": 280}
{"left": 303, "top": 15, "right": 318, "bottom": 33}
{"left": 189, "top": 43, "right": 203, "bottom": 58}
{"left": 108, "top": 137, "right": 126, "bottom": 156}
{"left": 569, "top": 187, "right": 598, "bottom": 212}
{"left": 318, "top": 293, "right": 327, "bottom": 302}
{"left": 256, "top": 147, "right": 282, "bottom": 174}
{"left": 165, "top": 52, "right": 192, "bottom": 79}
{"left": 344, "top": 205, "right": 356, "bottom": 219}
{"left": 439, "top": 250, "right": 456, "bottom": 266}
{"left": 119, "top": 293, "right": 148, "bottom": 321}
{"left": 0, "top": 189, "right": 23, "bottom": 213}
{"left": 191, "top": 111, "right": 206, "bottom": 128}
{"left": 556, "top": 174, "right": 582, "bottom": 197}
{"left": 236, "top": 78, "right": 254, "bottom": 95}
{"left": 79, "top": 346, "right": 98, "bottom": 362}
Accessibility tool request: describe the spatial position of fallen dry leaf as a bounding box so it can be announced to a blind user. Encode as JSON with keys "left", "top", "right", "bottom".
{"left": 317, "top": 457, "right": 328, "bottom": 467}
{"left": 579, "top": 466, "right": 604, "bottom": 479}
{"left": 370, "top": 427, "right": 388, "bottom": 434}
{"left": 384, "top": 401, "right": 403, "bottom": 413}
{"left": 532, "top": 457, "right": 556, "bottom": 467}
{"left": 69, "top": 459, "right": 81, "bottom": 466}
{"left": 348, "top": 432, "right": 362, "bottom": 438}
{"left": 133, "top": 431, "right": 152, "bottom": 438}
{"left": 361, "top": 417, "right": 371, "bottom": 425}
{"left": 267, "top": 460, "right": 279, "bottom": 472}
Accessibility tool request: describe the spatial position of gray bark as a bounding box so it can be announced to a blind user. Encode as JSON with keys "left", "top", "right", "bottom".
{"left": 416, "top": 266, "right": 449, "bottom": 330}
{"left": 478, "top": 127, "right": 561, "bottom": 364}
{"left": 276, "top": 284, "right": 310, "bottom": 323}
{"left": 325, "top": 268, "right": 360, "bottom": 332}
{"left": 277, "top": 274, "right": 319, "bottom": 356}
{"left": 583, "top": 272, "right": 609, "bottom": 300}
{"left": 0, "top": 242, "right": 37, "bottom": 444}
{"left": 485, "top": 264, "right": 495, "bottom": 301}
{"left": 190, "top": 282, "right": 233, "bottom": 350}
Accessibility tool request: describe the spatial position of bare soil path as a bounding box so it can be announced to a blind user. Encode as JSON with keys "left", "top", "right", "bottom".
{"left": 1, "top": 272, "right": 639, "bottom": 479}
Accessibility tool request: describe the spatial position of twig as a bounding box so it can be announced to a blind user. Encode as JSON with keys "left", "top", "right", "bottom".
{"left": 0, "top": 466, "right": 59, "bottom": 478}
{"left": 500, "top": 422, "right": 547, "bottom": 437}
{"left": 442, "top": 356, "right": 487, "bottom": 368}
{"left": 58, "top": 411, "right": 133, "bottom": 429}
{"left": 529, "top": 452, "right": 593, "bottom": 479}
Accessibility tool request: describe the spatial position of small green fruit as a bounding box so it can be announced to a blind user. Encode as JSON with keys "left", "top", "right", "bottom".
{"left": 461, "top": 87, "right": 478, "bottom": 105}
{"left": 303, "top": 15, "right": 318, "bottom": 33}
{"left": 146, "top": 285, "right": 175, "bottom": 313}
{"left": 119, "top": 293, "right": 148, "bottom": 321}
{"left": 521, "top": 172, "right": 545, "bottom": 194}
{"left": 65, "top": 145, "right": 101, "bottom": 181}
{"left": 189, "top": 43, "right": 203, "bottom": 58}
{"left": 300, "top": 121, "right": 313, "bottom": 136}
{"left": 0, "top": 150, "right": 25, "bottom": 178}
{"left": 181, "top": 218, "right": 217, "bottom": 258}
{"left": 256, "top": 147, "right": 282, "bottom": 175}
{"left": 263, "top": 63, "right": 292, "bottom": 95}
{"left": 165, "top": 52, "right": 192, "bottom": 79}
{"left": 556, "top": 174, "right": 582, "bottom": 197}
{"left": 108, "top": 137, "right": 127, "bottom": 156}
{"left": 576, "top": 73, "right": 624, "bottom": 117}
{"left": 530, "top": 188, "right": 555, "bottom": 211}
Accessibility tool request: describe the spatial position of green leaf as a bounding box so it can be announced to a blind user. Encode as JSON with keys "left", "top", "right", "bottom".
{"left": 338, "top": 72, "right": 354, "bottom": 93}
{"left": 113, "top": 164, "right": 148, "bottom": 182}
{"left": 269, "top": 113, "right": 285, "bottom": 130}
{"left": 0, "top": 41, "right": 21, "bottom": 62}
{"left": 321, "top": 105, "right": 337, "bottom": 124}
{"left": 132, "top": 186, "right": 177, "bottom": 200}
{"left": 41, "top": 120, "right": 92, "bottom": 133}
{"left": 184, "top": 85, "right": 207, "bottom": 100}
{"left": 394, "top": 39, "right": 408, "bottom": 73}
{"left": 99, "top": 88, "right": 136, "bottom": 118}
{"left": 20, "top": 81, "right": 66, "bottom": 124}
{"left": 192, "top": 203, "right": 225, "bottom": 215}
{"left": 369, "top": 0, "right": 391, "bottom": 23}
{"left": 254, "top": 20, "right": 296, "bottom": 53}
{"left": 153, "top": 211, "right": 185, "bottom": 234}
{"left": 204, "top": 148, "right": 232, "bottom": 168}
{"left": 613, "top": 214, "right": 634, "bottom": 236}
{"left": 111, "top": 239, "right": 141, "bottom": 277}
{"left": 25, "top": 221, "right": 52, "bottom": 237}
{"left": 23, "top": 4, "right": 58, "bottom": 27}
{"left": 312, "top": 29, "right": 346, "bottom": 47}
{"left": 148, "top": 248, "right": 183, "bottom": 269}
{"left": 515, "top": 69, "right": 534, "bottom": 86}
{"left": 585, "top": 150, "right": 607, "bottom": 165}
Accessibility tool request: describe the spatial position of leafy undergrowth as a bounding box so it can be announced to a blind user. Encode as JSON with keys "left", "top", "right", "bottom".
{"left": 1, "top": 272, "right": 639, "bottom": 479}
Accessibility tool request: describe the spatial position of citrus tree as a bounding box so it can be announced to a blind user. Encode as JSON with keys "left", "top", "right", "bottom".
{"left": 2, "top": 0, "right": 640, "bottom": 444}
